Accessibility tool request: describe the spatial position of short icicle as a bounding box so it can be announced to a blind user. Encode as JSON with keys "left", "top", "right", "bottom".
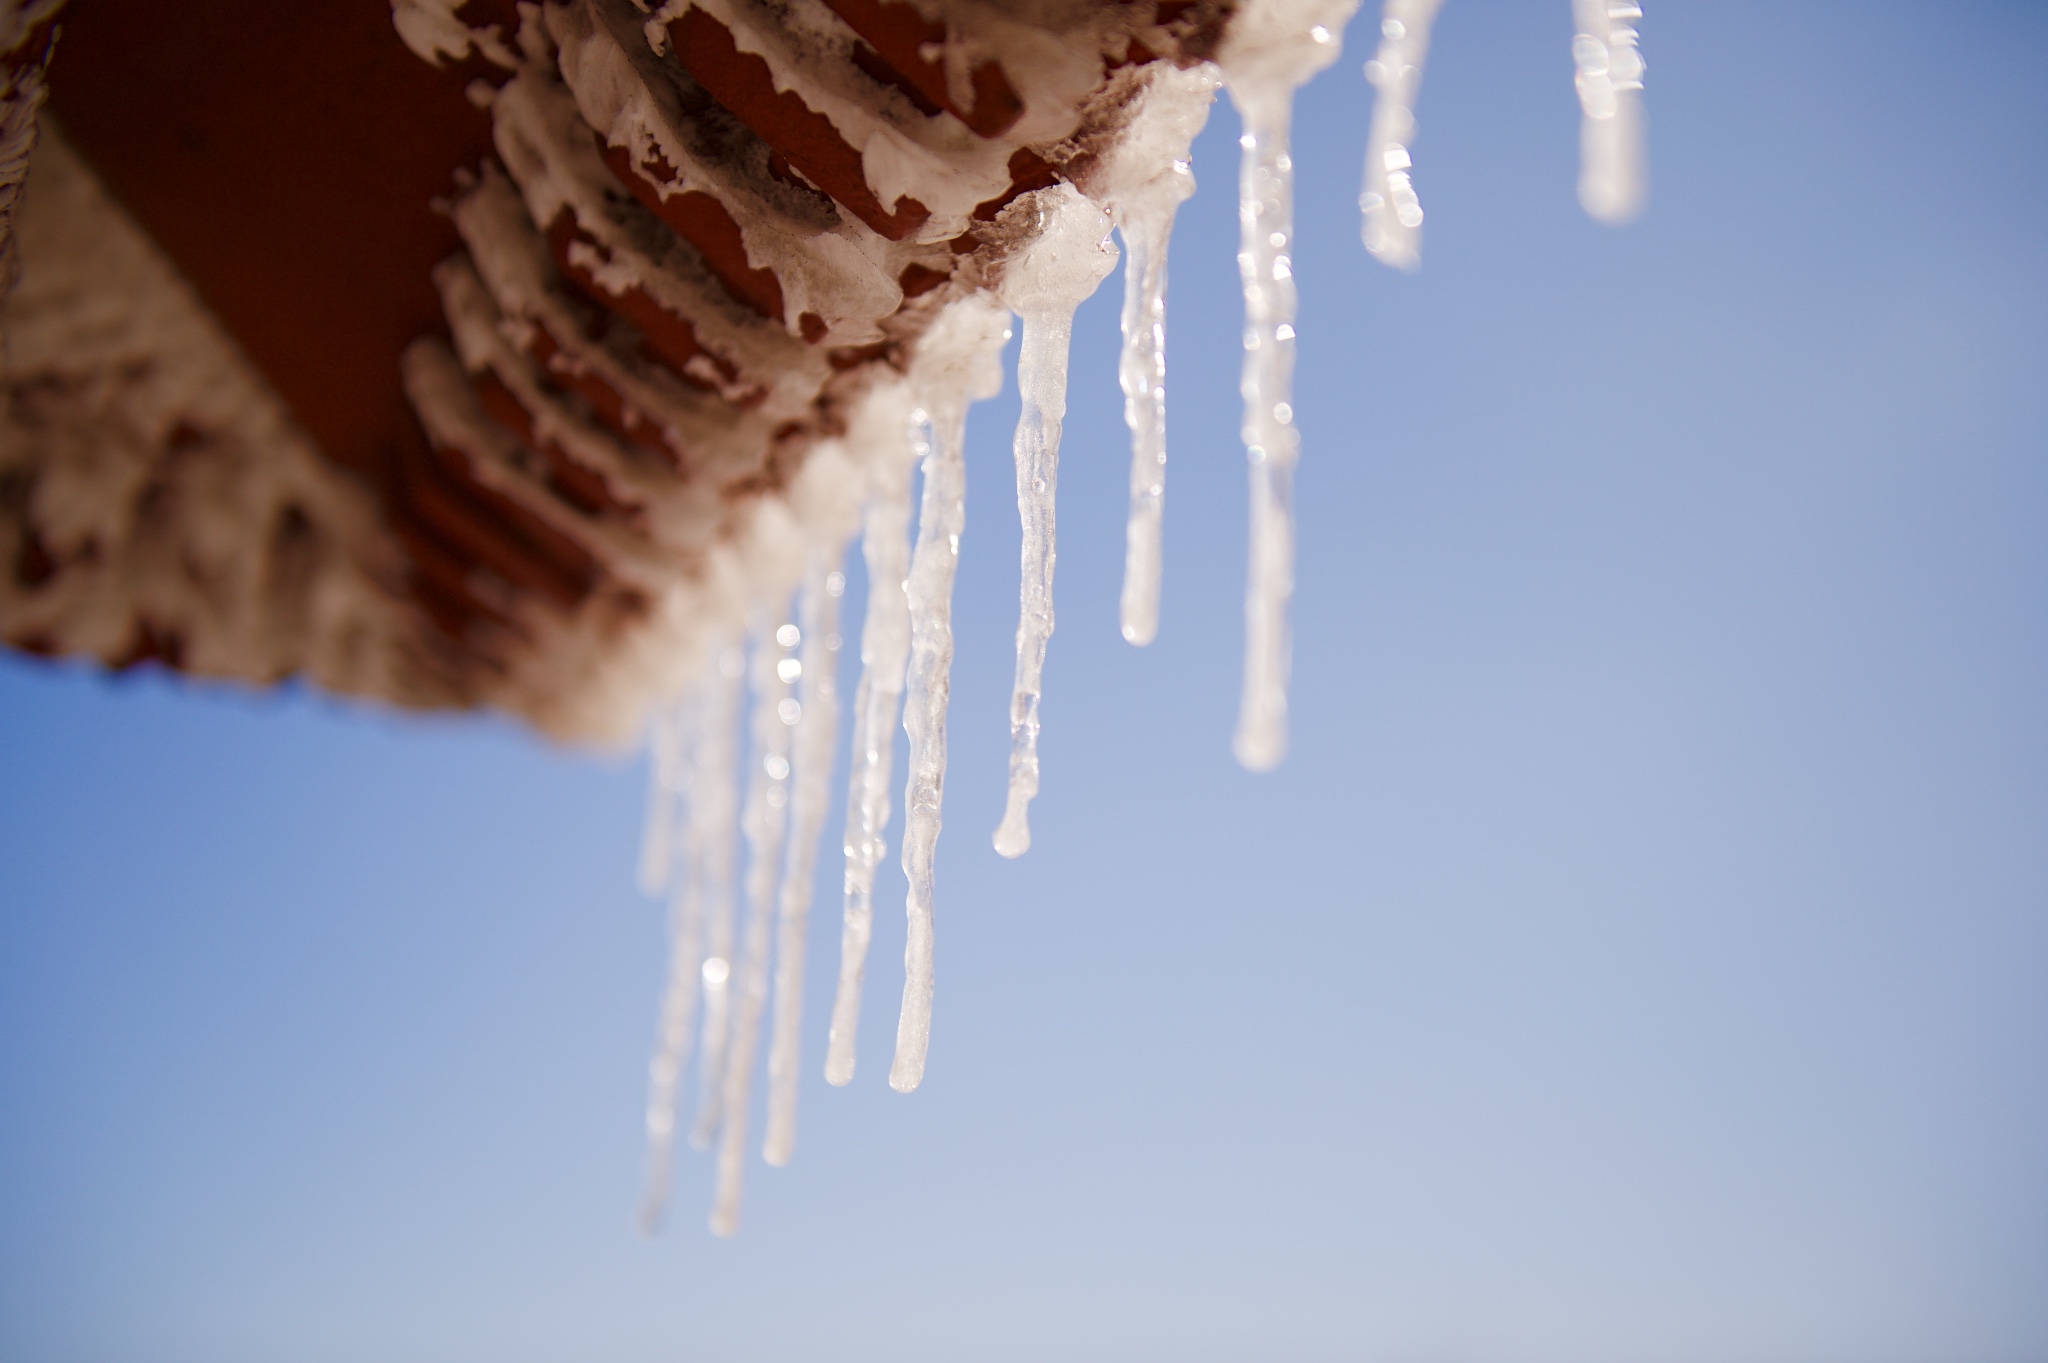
{"left": 1358, "top": 0, "right": 1444, "bottom": 270}
{"left": 638, "top": 691, "right": 705, "bottom": 1231}
{"left": 762, "top": 556, "right": 845, "bottom": 1167}
{"left": 825, "top": 399, "right": 920, "bottom": 1088}
{"left": 1219, "top": 3, "right": 1352, "bottom": 771}
{"left": 687, "top": 643, "right": 744, "bottom": 1151}
{"left": 710, "top": 612, "right": 799, "bottom": 1236}
{"left": 1572, "top": 0, "right": 1647, "bottom": 223}
{"left": 993, "top": 185, "right": 1119, "bottom": 859}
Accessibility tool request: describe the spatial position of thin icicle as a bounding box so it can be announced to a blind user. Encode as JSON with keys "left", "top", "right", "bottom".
{"left": 993, "top": 186, "right": 1118, "bottom": 860}
{"left": 763, "top": 557, "right": 845, "bottom": 1167}
{"left": 1099, "top": 62, "right": 1219, "bottom": 647}
{"left": 637, "top": 692, "right": 705, "bottom": 1232}
{"left": 687, "top": 644, "right": 744, "bottom": 1151}
{"left": 890, "top": 389, "right": 968, "bottom": 1094}
{"left": 1228, "top": 89, "right": 1304, "bottom": 771}
{"left": 636, "top": 707, "right": 684, "bottom": 896}
{"left": 1220, "top": 5, "right": 1352, "bottom": 771}
{"left": 1359, "top": 0, "right": 1444, "bottom": 270}
{"left": 1113, "top": 196, "right": 1180, "bottom": 648}
{"left": 825, "top": 407, "right": 920, "bottom": 1088}
{"left": 889, "top": 300, "right": 1010, "bottom": 1094}
{"left": 709, "top": 613, "right": 799, "bottom": 1236}
{"left": 1572, "top": 0, "right": 1647, "bottom": 223}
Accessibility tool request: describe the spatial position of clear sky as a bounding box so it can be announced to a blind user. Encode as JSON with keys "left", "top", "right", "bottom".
{"left": 3, "top": 4, "right": 2045, "bottom": 1361}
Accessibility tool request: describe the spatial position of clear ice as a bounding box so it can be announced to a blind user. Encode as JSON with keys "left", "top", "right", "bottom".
{"left": 994, "top": 188, "right": 1118, "bottom": 859}
{"left": 763, "top": 558, "right": 844, "bottom": 1166}
{"left": 1572, "top": 0, "right": 1647, "bottom": 223}
{"left": 637, "top": 692, "right": 703, "bottom": 1231}
{"left": 687, "top": 645, "right": 744, "bottom": 1152}
{"left": 1227, "top": 80, "right": 1306, "bottom": 771}
{"left": 890, "top": 392, "right": 972, "bottom": 1093}
{"left": 1358, "top": 0, "right": 1443, "bottom": 270}
{"left": 825, "top": 404, "right": 920, "bottom": 1087}
{"left": 709, "top": 617, "right": 797, "bottom": 1236}
{"left": 635, "top": 707, "right": 683, "bottom": 897}
{"left": 1113, "top": 184, "right": 1187, "bottom": 647}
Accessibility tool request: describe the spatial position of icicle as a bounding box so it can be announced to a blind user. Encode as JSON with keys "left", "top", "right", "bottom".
{"left": 762, "top": 557, "right": 845, "bottom": 1167}
{"left": 825, "top": 405, "right": 920, "bottom": 1088}
{"left": 890, "top": 389, "right": 968, "bottom": 1094}
{"left": 1113, "top": 194, "right": 1180, "bottom": 648}
{"left": 636, "top": 707, "right": 684, "bottom": 896}
{"left": 687, "top": 644, "right": 744, "bottom": 1151}
{"left": 636, "top": 693, "right": 704, "bottom": 1232}
{"left": 887, "top": 301, "right": 1010, "bottom": 1093}
{"left": 709, "top": 613, "right": 799, "bottom": 1236}
{"left": 1220, "top": 7, "right": 1350, "bottom": 771}
{"left": 1358, "top": 0, "right": 1444, "bottom": 270}
{"left": 1098, "top": 62, "right": 1219, "bottom": 647}
{"left": 993, "top": 186, "right": 1119, "bottom": 860}
{"left": 1572, "top": 0, "right": 1647, "bottom": 223}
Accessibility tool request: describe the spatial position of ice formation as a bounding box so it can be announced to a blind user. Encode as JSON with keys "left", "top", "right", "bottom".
{"left": 824, "top": 396, "right": 919, "bottom": 1088}
{"left": 992, "top": 186, "right": 1120, "bottom": 859}
{"left": 763, "top": 558, "right": 844, "bottom": 1166}
{"left": 890, "top": 301, "right": 1011, "bottom": 1094}
{"left": 1572, "top": 0, "right": 1648, "bottom": 223}
{"left": 1219, "top": 0, "right": 1356, "bottom": 770}
{"left": 1358, "top": 0, "right": 1443, "bottom": 269}
{"left": 558, "top": 0, "right": 1651, "bottom": 1232}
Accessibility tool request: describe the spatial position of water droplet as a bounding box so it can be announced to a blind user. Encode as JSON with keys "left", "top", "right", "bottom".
{"left": 764, "top": 753, "right": 790, "bottom": 780}
{"left": 775, "top": 623, "right": 801, "bottom": 648}
{"left": 1273, "top": 402, "right": 1293, "bottom": 424}
{"left": 776, "top": 657, "right": 802, "bottom": 683}
{"left": 824, "top": 571, "right": 846, "bottom": 596}
{"left": 778, "top": 698, "right": 802, "bottom": 726}
{"left": 1382, "top": 17, "right": 1406, "bottom": 39}
{"left": 702, "top": 957, "right": 730, "bottom": 986}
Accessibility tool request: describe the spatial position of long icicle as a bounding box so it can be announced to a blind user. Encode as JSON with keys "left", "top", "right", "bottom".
{"left": 890, "top": 392, "right": 973, "bottom": 1093}
{"left": 889, "top": 299, "right": 1009, "bottom": 1095}
{"left": 1572, "top": 0, "right": 1647, "bottom": 224}
{"left": 637, "top": 690, "right": 706, "bottom": 1231}
{"left": 1223, "top": 11, "right": 1348, "bottom": 771}
{"left": 1228, "top": 84, "right": 1304, "bottom": 771}
{"left": 994, "top": 187, "right": 1118, "bottom": 859}
{"left": 636, "top": 706, "right": 683, "bottom": 896}
{"left": 763, "top": 556, "right": 845, "bottom": 1166}
{"left": 825, "top": 404, "right": 920, "bottom": 1087}
{"left": 1114, "top": 191, "right": 1182, "bottom": 648}
{"left": 1359, "top": 0, "right": 1444, "bottom": 270}
{"left": 1108, "top": 67, "right": 1216, "bottom": 648}
{"left": 710, "top": 612, "right": 799, "bottom": 1235}
{"left": 687, "top": 643, "right": 744, "bottom": 1150}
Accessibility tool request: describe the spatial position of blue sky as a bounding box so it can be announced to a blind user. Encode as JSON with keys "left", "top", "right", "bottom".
{"left": 3, "top": 3, "right": 2045, "bottom": 1360}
